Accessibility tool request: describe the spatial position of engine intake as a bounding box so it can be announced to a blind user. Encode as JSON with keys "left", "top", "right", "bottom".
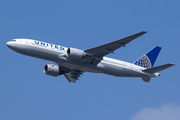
{"left": 43, "top": 64, "right": 63, "bottom": 77}
{"left": 67, "top": 48, "right": 85, "bottom": 60}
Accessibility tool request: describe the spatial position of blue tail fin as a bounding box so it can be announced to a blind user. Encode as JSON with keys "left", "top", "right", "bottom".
{"left": 134, "top": 46, "right": 161, "bottom": 68}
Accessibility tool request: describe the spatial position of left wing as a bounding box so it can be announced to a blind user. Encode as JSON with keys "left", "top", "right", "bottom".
{"left": 83, "top": 31, "right": 147, "bottom": 65}
{"left": 64, "top": 70, "right": 83, "bottom": 83}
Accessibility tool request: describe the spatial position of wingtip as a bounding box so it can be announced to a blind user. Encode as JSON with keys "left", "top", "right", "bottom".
{"left": 141, "top": 31, "right": 148, "bottom": 33}
{"left": 169, "top": 63, "right": 175, "bottom": 66}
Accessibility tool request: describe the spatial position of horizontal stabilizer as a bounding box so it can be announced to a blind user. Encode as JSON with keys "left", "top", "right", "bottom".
{"left": 143, "top": 63, "right": 175, "bottom": 73}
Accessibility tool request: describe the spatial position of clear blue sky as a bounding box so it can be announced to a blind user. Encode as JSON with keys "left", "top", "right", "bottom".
{"left": 1, "top": 0, "right": 179, "bottom": 120}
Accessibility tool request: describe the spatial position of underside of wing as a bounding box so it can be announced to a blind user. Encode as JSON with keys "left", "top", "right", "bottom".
{"left": 141, "top": 77, "right": 151, "bottom": 82}
{"left": 64, "top": 70, "right": 83, "bottom": 83}
{"left": 83, "top": 31, "right": 147, "bottom": 65}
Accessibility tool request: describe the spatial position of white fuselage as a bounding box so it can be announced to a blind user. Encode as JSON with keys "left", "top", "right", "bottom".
{"left": 6, "top": 39, "right": 159, "bottom": 78}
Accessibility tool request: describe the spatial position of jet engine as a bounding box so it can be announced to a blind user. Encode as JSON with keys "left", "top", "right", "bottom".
{"left": 67, "top": 48, "right": 86, "bottom": 60}
{"left": 43, "top": 64, "right": 63, "bottom": 77}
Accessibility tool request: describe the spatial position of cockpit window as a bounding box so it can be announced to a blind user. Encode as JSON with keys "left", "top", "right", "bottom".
{"left": 11, "top": 40, "right": 16, "bottom": 42}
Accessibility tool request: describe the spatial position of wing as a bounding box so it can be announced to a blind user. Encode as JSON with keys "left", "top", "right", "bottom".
{"left": 64, "top": 70, "right": 83, "bottom": 83}
{"left": 83, "top": 31, "right": 147, "bottom": 65}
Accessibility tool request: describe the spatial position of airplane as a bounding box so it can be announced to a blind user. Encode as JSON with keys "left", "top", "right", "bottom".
{"left": 6, "top": 31, "right": 174, "bottom": 83}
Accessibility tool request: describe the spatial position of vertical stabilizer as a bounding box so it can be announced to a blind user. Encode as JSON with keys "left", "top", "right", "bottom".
{"left": 134, "top": 46, "right": 161, "bottom": 68}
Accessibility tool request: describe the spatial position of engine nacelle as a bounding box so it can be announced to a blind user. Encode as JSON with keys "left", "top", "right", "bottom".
{"left": 43, "top": 64, "right": 63, "bottom": 77}
{"left": 67, "top": 48, "right": 85, "bottom": 60}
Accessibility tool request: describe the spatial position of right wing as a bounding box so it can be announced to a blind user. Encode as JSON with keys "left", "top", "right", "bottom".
{"left": 83, "top": 31, "right": 147, "bottom": 65}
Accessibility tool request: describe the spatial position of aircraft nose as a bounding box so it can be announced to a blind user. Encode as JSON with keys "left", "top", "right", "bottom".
{"left": 6, "top": 42, "right": 10, "bottom": 47}
{"left": 6, "top": 41, "right": 16, "bottom": 50}
{"left": 6, "top": 41, "right": 12, "bottom": 48}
